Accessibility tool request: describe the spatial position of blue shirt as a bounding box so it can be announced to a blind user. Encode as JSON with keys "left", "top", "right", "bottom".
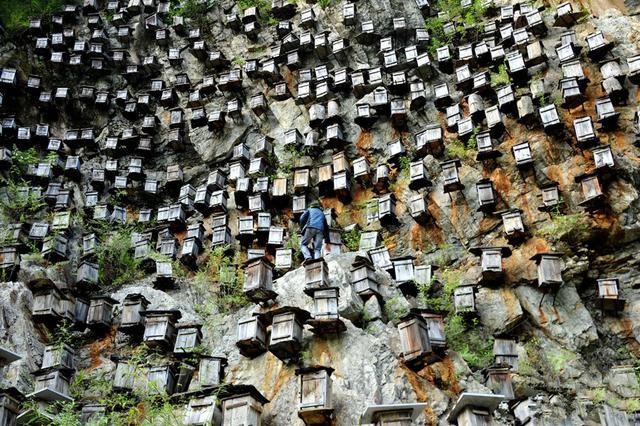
{"left": 300, "top": 207, "right": 326, "bottom": 233}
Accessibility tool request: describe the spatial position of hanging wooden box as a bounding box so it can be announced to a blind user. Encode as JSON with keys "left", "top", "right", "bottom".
{"left": 487, "top": 366, "right": 515, "bottom": 400}
{"left": 268, "top": 307, "right": 311, "bottom": 361}
{"left": 142, "top": 310, "right": 182, "bottom": 348}
{"left": 493, "top": 338, "right": 519, "bottom": 370}
{"left": 470, "top": 246, "right": 512, "bottom": 284}
{"left": 627, "top": 55, "right": 640, "bottom": 85}
{"left": 409, "top": 194, "right": 430, "bottom": 223}
{"left": 531, "top": 253, "right": 564, "bottom": 291}
{"left": 369, "top": 246, "right": 393, "bottom": 271}
{"left": 573, "top": 116, "right": 598, "bottom": 148}
{"left": 295, "top": 366, "right": 335, "bottom": 425}
{"left": 146, "top": 364, "right": 176, "bottom": 395}
{"left": 553, "top": 2, "right": 585, "bottom": 27}
{"left": 221, "top": 387, "right": 269, "bottom": 425}
{"left": 351, "top": 258, "right": 379, "bottom": 298}
{"left": 398, "top": 314, "right": 434, "bottom": 367}
{"left": 243, "top": 258, "right": 277, "bottom": 303}
{"left": 77, "top": 261, "right": 99, "bottom": 287}
{"left": 454, "top": 285, "right": 477, "bottom": 315}
{"left": 593, "top": 145, "right": 615, "bottom": 170}
{"left": 378, "top": 194, "right": 396, "bottom": 225}
{"left": 236, "top": 316, "right": 267, "bottom": 358}
{"left": 119, "top": 293, "right": 149, "bottom": 331}
{"left": 585, "top": 31, "right": 613, "bottom": 59}
{"left": 42, "top": 234, "right": 68, "bottom": 261}
{"left": 415, "top": 124, "right": 444, "bottom": 156}
{"left": 30, "top": 369, "right": 72, "bottom": 401}
{"left": 595, "top": 97, "right": 619, "bottom": 129}
{"left": 211, "top": 226, "right": 232, "bottom": 247}
{"left": 304, "top": 258, "right": 330, "bottom": 295}
{"left": 539, "top": 104, "right": 562, "bottom": 134}
{"left": 174, "top": 324, "right": 203, "bottom": 356}
{"left": 441, "top": 159, "right": 464, "bottom": 193}
{"left": 596, "top": 278, "right": 626, "bottom": 312}
{"left": 307, "top": 287, "right": 346, "bottom": 335}
{"left": 41, "top": 344, "right": 74, "bottom": 370}
{"left": 87, "top": 296, "right": 117, "bottom": 329}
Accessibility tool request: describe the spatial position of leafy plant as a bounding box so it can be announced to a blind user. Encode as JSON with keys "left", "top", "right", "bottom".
{"left": 446, "top": 138, "right": 476, "bottom": 160}
{"left": 96, "top": 230, "right": 143, "bottom": 287}
{"left": 167, "top": 0, "right": 216, "bottom": 28}
{"left": 236, "top": 0, "right": 278, "bottom": 25}
{"left": 423, "top": 0, "right": 486, "bottom": 56}
{"left": 536, "top": 212, "right": 591, "bottom": 246}
{"left": 490, "top": 63, "right": 511, "bottom": 87}
{"left": 0, "top": 181, "right": 47, "bottom": 222}
{"left": 445, "top": 316, "right": 493, "bottom": 369}
{"left": 317, "top": 0, "right": 331, "bottom": 8}
{"left": 547, "top": 348, "right": 577, "bottom": 376}
{"left": 343, "top": 227, "right": 362, "bottom": 252}
{"left": 0, "top": 0, "right": 79, "bottom": 33}
{"left": 195, "top": 245, "right": 249, "bottom": 314}
{"left": 385, "top": 295, "right": 410, "bottom": 323}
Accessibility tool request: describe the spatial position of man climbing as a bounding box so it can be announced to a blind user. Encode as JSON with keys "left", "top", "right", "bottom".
{"left": 299, "top": 201, "right": 330, "bottom": 262}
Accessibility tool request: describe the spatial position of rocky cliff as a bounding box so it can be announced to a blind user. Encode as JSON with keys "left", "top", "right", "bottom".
{"left": 1, "top": 0, "right": 640, "bottom": 424}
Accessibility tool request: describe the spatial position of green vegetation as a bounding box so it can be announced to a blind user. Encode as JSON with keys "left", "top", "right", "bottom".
{"left": 423, "top": 0, "right": 486, "bottom": 56}
{"left": 446, "top": 138, "right": 474, "bottom": 161}
{"left": 194, "top": 245, "right": 249, "bottom": 314}
{"left": 285, "top": 230, "right": 301, "bottom": 259}
{"left": 446, "top": 316, "right": 493, "bottom": 369}
{"left": 626, "top": 398, "right": 640, "bottom": 413}
{"left": 96, "top": 230, "right": 143, "bottom": 288}
{"left": 30, "top": 345, "right": 188, "bottom": 425}
{"left": 167, "top": 0, "right": 216, "bottom": 28}
{"left": 317, "top": 0, "right": 331, "bottom": 8}
{"left": 0, "top": 147, "right": 47, "bottom": 222}
{"left": 385, "top": 295, "right": 410, "bottom": 322}
{"left": 237, "top": 0, "right": 278, "bottom": 25}
{"left": 490, "top": 63, "right": 511, "bottom": 87}
{"left": 232, "top": 57, "right": 246, "bottom": 66}
{"left": 418, "top": 267, "right": 493, "bottom": 370}
{"left": 343, "top": 227, "right": 362, "bottom": 252}
{"left": 536, "top": 211, "right": 591, "bottom": 246}
{"left": 547, "top": 347, "right": 577, "bottom": 376}
{"left": 0, "top": 0, "right": 78, "bottom": 33}
{"left": 398, "top": 155, "right": 411, "bottom": 176}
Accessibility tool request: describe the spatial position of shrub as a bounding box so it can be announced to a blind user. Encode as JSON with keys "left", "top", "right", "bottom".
{"left": 343, "top": 227, "right": 362, "bottom": 252}
{"left": 0, "top": 0, "right": 78, "bottom": 33}
{"left": 536, "top": 212, "right": 591, "bottom": 246}
{"left": 490, "top": 63, "right": 511, "bottom": 87}
{"left": 424, "top": 0, "right": 486, "bottom": 55}
{"left": 446, "top": 316, "right": 494, "bottom": 370}
{"left": 385, "top": 295, "right": 410, "bottom": 323}
{"left": 195, "top": 246, "right": 249, "bottom": 314}
{"left": 167, "top": 0, "right": 216, "bottom": 27}
{"left": 236, "top": 0, "right": 277, "bottom": 25}
{"left": 96, "top": 231, "right": 143, "bottom": 288}
{"left": 317, "top": 0, "right": 331, "bottom": 8}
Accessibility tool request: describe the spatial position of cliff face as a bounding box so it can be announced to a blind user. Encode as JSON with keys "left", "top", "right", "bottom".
{"left": 1, "top": 0, "right": 640, "bottom": 424}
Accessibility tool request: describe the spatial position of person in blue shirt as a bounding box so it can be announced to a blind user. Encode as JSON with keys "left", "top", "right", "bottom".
{"left": 299, "top": 201, "right": 329, "bottom": 262}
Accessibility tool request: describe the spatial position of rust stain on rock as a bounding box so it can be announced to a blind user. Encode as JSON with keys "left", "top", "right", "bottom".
{"left": 355, "top": 131, "right": 373, "bottom": 159}
{"left": 398, "top": 364, "right": 437, "bottom": 425}
{"left": 88, "top": 326, "right": 116, "bottom": 368}
{"left": 490, "top": 168, "right": 511, "bottom": 197}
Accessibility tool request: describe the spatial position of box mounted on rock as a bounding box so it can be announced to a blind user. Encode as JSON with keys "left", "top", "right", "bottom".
{"left": 243, "top": 257, "right": 277, "bottom": 303}
{"left": 265, "top": 306, "right": 311, "bottom": 362}
{"left": 397, "top": 312, "right": 437, "bottom": 368}
{"left": 141, "top": 310, "right": 182, "bottom": 349}
{"left": 236, "top": 315, "right": 267, "bottom": 358}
